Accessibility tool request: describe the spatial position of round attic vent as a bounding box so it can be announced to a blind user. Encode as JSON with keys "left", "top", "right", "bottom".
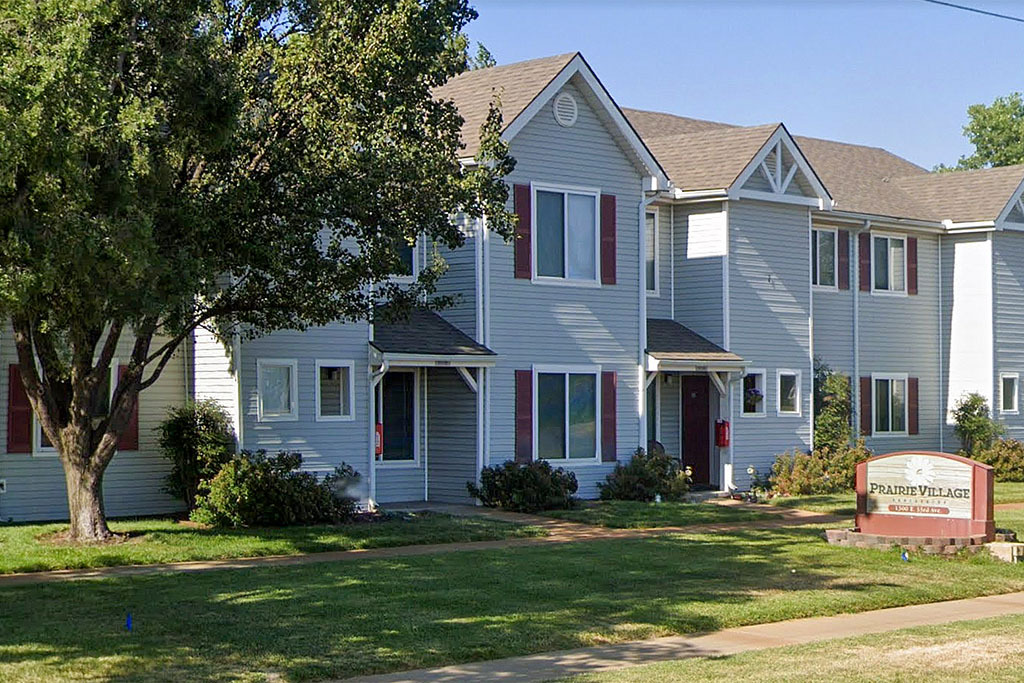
{"left": 553, "top": 92, "right": 578, "bottom": 127}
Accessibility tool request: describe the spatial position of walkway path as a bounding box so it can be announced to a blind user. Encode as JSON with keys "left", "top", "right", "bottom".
{"left": 343, "top": 591, "right": 1024, "bottom": 683}
{"left": 0, "top": 502, "right": 841, "bottom": 587}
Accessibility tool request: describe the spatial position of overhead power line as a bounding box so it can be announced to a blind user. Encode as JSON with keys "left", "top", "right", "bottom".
{"left": 920, "top": 0, "right": 1024, "bottom": 24}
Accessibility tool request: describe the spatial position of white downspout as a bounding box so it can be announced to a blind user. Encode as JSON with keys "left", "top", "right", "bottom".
{"left": 808, "top": 209, "right": 814, "bottom": 450}
{"left": 640, "top": 186, "right": 658, "bottom": 449}
{"left": 423, "top": 368, "right": 428, "bottom": 501}
{"left": 670, "top": 204, "right": 676, "bottom": 321}
{"left": 854, "top": 221, "right": 868, "bottom": 441}
{"left": 938, "top": 235, "right": 944, "bottom": 452}
{"left": 475, "top": 217, "right": 486, "bottom": 488}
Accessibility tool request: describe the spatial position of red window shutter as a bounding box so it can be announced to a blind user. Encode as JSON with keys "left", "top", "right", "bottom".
{"left": 600, "top": 194, "right": 616, "bottom": 285}
{"left": 859, "top": 376, "right": 872, "bottom": 436}
{"left": 601, "top": 371, "right": 617, "bottom": 462}
{"left": 117, "top": 365, "right": 139, "bottom": 451}
{"left": 7, "top": 365, "right": 32, "bottom": 453}
{"left": 858, "top": 233, "right": 871, "bottom": 292}
{"left": 837, "top": 229, "right": 850, "bottom": 290}
{"left": 908, "top": 377, "right": 919, "bottom": 435}
{"left": 907, "top": 237, "right": 918, "bottom": 295}
{"left": 514, "top": 369, "right": 532, "bottom": 463}
{"left": 513, "top": 184, "right": 532, "bottom": 279}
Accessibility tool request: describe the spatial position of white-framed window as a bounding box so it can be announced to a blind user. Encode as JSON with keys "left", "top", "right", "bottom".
{"left": 392, "top": 235, "right": 420, "bottom": 283}
{"left": 1001, "top": 372, "right": 1020, "bottom": 415}
{"left": 257, "top": 359, "right": 299, "bottom": 422}
{"left": 742, "top": 369, "right": 766, "bottom": 416}
{"left": 776, "top": 369, "right": 801, "bottom": 416}
{"left": 872, "top": 234, "right": 907, "bottom": 294}
{"left": 316, "top": 360, "right": 355, "bottom": 422}
{"left": 34, "top": 364, "right": 116, "bottom": 456}
{"left": 811, "top": 228, "right": 837, "bottom": 288}
{"left": 645, "top": 209, "right": 659, "bottom": 295}
{"left": 376, "top": 369, "right": 419, "bottom": 466}
{"left": 646, "top": 377, "right": 660, "bottom": 442}
{"left": 533, "top": 364, "right": 601, "bottom": 462}
{"left": 532, "top": 183, "right": 600, "bottom": 285}
{"left": 872, "top": 373, "right": 908, "bottom": 435}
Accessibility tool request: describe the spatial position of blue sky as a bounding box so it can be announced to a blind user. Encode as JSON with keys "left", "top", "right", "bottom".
{"left": 465, "top": 0, "right": 1024, "bottom": 170}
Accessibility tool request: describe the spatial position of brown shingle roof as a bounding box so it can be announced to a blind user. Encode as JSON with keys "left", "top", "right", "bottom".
{"left": 641, "top": 124, "right": 780, "bottom": 191}
{"left": 646, "top": 319, "right": 744, "bottom": 363}
{"left": 434, "top": 53, "right": 577, "bottom": 158}
{"left": 622, "top": 108, "right": 736, "bottom": 137}
{"left": 372, "top": 308, "right": 494, "bottom": 356}
{"left": 893, "top": 164, "right": 1024, "bottom": 224}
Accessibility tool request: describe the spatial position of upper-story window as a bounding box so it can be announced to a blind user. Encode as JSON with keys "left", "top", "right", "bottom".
{"left": 392, "top": 236, "right": 418, "bottom": 282}
{"left": 872, "top": 235, "right": 906, "bottom": 293}
{"left": 812, "top": 228, "right": 836, "bottom": 288}
{"left": 645, "top": 210, "right": 658, "bottom": 294}
{"left": 534, "top": 186, "right": 599, "bottom": 283}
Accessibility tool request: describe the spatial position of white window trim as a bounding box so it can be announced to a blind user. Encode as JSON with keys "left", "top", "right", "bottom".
{"left": 376, "top": 368, "right": 420, "bottom": 468}
{"left": 315, "top": 359, "right": 356, "bottom": 422}
{"left": 776, "top": 369, "right": 802, "bottom": 417}
{"left": 391, "top": 234, "right": 421, "bottom": 285}
{"left": 257, "top": 358, "right": 299, "bottom": 422}
{"left": 33, "top": 361, "right": 118, "bottom": 457}
{"left": 647, "top": 377, "right": 661, "bottom": 442}
{"left": 1000, "top": 372, "right": 1020, "bottom": 415}
{"left": 870, "top": 232, "right": 908, "bottom": 297}
{"left": 741, "top": 368, "right": 767, "bottom": 417}
{"left": 645, "top": 209, "right": 660, "bottom": 296}
{"left": 532, "top": 363, "right": 602, "bottom": 464}
{"left": 530, "top": 182, "right": 602, "bottom": 287}
{"left": 871, "top": 372, "right": 909, "bottom": 436}
{"left": 811, "top": 227, "right": 838, "bottom": 291}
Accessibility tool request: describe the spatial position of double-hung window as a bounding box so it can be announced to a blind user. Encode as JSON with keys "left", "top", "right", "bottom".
{"left": 872, "top": 235, "right": 906, "bottom": 293}
{"left": 257, "top": 359, "right": 299, "bottom": 422}
{"left": 1001, "top": 373, "right": 1020, "bottom": 415}
{"left": 35, "top": 366, "right": 114, "bottom": 455}
{"left": 316, "top": 360, "right": 355, "bottom": 421}
{"left": 776, "top": 370, "right": 801, "bottom": 416}
{"left": 812, "top": 228, "right": 837, "bottom": 288}
{"left": 873, "top": 374, "right": 907, "bottom": 434}
{"left": 534, "top": 186, "right": 599, "bottom": 283}
{"left": 535, "top": 366, "right": 599, "bottom": 461}
{"left": 645, "top": 210, "right": 659, "bottom": 294}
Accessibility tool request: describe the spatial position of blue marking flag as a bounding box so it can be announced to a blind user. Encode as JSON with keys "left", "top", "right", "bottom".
{"left": 126, "top": 613, "right": 132, "bottom": 631}
{"left": 901, "top": 550, "right": 910, "bottom": 562}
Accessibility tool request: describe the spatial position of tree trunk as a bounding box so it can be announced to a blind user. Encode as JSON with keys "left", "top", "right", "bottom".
{"left": 63, "top": 459, "right": 112, "bottom": 542}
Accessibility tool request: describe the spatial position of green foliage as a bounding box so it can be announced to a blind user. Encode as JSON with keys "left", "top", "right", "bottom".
{"left": 768, "top": 440, "right": 872, "bottom": 496}
{"left": 192, "top": 451, "right": 359, "bottom": 527}
{"left": 815, "top": 371, "right": 853, "bottom": 452}
{"left": 469, "top": 42, "right": 497, "bottom": 69}
{"left": 467, "top": 460, "right": 578, "bottom": 512}
{"left": 952, "top": 393, "right": 1004, "bottom": 455}
{"left": 944, "top": 92, "right": 1024, "bottom": 170}
{"left": 598, "top": 448, "right": 691, "bottom": 502}
{"left": 812, "top": 356, "right": 832, "bottom": 418}
{"left": 158, "top": 399, "right": 236, "bottom": 511}
{"left": 974, "top": 439, "right": 1024, "bottom": 482}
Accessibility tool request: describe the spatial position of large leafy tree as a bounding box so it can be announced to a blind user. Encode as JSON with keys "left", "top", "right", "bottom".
{"left": 0, "top": 0, "right": 514, "bottom": 541}
{"left": 941, "top": 92, "right": 1024, "bottom": 170}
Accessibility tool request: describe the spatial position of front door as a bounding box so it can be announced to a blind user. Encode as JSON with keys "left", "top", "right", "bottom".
{"left": 381, "top": 371, "right": 416, "bottom": 462}
{"left": 680, "top": 376, "right": 711, "bottom": 485}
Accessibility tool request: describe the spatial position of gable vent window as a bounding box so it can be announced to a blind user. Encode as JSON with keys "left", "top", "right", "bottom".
{"left": 553, "top": 92, "right": 578, "bottom": 127}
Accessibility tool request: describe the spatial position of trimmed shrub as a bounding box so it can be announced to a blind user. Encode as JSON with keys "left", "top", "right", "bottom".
{"left": 467, "top": 460, "right": 578, "bottom": 512}
{"left": 192, "top": 450, "right": 359, "bottom": 527}
{"left": 952, "top": 392, "right": 1004, "bottom": 455}
{"left": 159, "top": 399, "right": 236, "bottom": 511}
{"left": 769, "top": 440, "right": 872, "bottom": 495}
{"left": 974, "top": 438, "right": 1024, "bottom": 481}
{"left": 598, "top": 448, "right": 691, "bottom": 502}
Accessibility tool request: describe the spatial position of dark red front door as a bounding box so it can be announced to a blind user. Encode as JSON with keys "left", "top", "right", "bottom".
{"left": 681, "top": 376, "right": 711, "bottom": 485}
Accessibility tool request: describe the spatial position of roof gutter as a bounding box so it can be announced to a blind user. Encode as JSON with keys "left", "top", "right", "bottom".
{"left": 670, "top": 188, "right": 730, "bottom": 202}
{"left": 943, "top": 219, "right": 997, "bottom": 233}
{"left": 814, "top": 210, "right": 946, "bottom": 234}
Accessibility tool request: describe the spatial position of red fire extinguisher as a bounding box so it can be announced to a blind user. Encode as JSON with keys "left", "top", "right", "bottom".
{"left": 715, "top": 420, "right": 730, "bottom": 448}
{"left": 375, "top": 423, "right": 384, "bottom": 457}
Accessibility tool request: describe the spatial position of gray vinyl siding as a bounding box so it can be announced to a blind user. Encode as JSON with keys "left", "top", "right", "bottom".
{"left": 0, "top": 329, "right": 186, "bottom": 522}
{"left": 431, "top": 230, "right": 478, "bottom": 340}
{"left": 993, "top": 231, "right": 1024, "bottom": 439}
{"left": 645, "top": 203, "right": 673, "bottom": 320}
{"left": 426, "top": 368, "right": 477, "bottom": 503}
{"left": 239, "top": 323, "right": 373, "bottom": 502}
{"left": 487, "top": 77, "right": 644, "bottom": 498}
{"left": 859, "top": 231, "right": 942, "bottom": 455}
{"left": 672, "top": 203, "right": 725, "bottom": 346}
{"left": 728, "top": 200, "right": 812, "bottom": 488}
{"left": 655, "top": 376, "right": 681, "bottom": 458}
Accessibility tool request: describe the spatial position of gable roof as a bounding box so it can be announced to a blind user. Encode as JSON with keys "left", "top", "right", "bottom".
{"left": 372, "top": 308, "right": 494, "bottom": 357}
{"left": 893, "top": 164, "right": 1024, "bottom": 225}
{"left": 641, "top": 124, "right": 780, "bottom": 191}
{"left": 646, "top": 319, "right": 744, "bottom": 363}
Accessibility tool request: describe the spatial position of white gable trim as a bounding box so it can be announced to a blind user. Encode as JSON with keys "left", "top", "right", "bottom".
{"left": 728, "top": 126, "right": 832, "bottom": 210}
{"left": 500, "top": 53, "right": 669, "bottom": 190}
{"left": 994, "top": 176, "right": 1024, "bottom": 231}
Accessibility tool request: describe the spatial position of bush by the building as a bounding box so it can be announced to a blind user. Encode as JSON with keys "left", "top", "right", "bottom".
{"left": 466, "top": 460, "right": 578, "bottom": 512}
{"left": 598, "top": 448, "right": 691, "bottom": 502}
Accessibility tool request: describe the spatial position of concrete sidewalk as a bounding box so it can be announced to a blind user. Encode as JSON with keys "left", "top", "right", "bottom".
{"left": 343, "top": 591, "right": 1024, "bottom": 683}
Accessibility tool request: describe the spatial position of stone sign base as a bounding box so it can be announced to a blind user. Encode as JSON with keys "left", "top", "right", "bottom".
{"left": 823, "top": 528, "right": 1017, "bottom": 555}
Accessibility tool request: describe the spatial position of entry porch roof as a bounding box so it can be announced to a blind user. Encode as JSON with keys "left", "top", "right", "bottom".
{"left": 646, "top": 319, "right": 747, "bottom": 372}
{"left": 371, "top": 308, "right": 496, "bottom": 368}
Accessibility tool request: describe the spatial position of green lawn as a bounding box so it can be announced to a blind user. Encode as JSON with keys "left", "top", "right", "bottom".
{"left": 542, "top": 501, "right": 771, "bottom": 528}
{"left": 0, "top": 512, "right": 545, "bottom": 574}
{"left": 767, "top": 481, "right": 1024, "bottom": 518}
{"left": 994, "top": 481, "right": 1024, "bottom": 504}
{"left": 563, "top": 614, "right": 1024, "bottom": 682}
{"left": 3, "top": 527, "right": 1024, "bottom": 681}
